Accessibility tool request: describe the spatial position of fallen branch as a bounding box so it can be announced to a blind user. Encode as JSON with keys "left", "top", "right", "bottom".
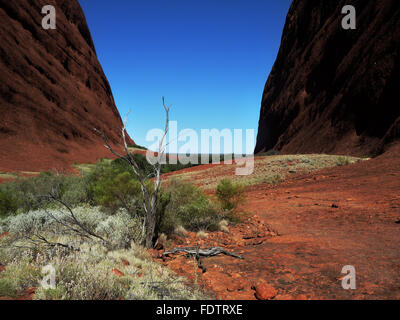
{"left": 163, "top": 246, "right": 243, "bottom": 273}
{"left": 163, "top": 246, "right": 244, "bottom": 259}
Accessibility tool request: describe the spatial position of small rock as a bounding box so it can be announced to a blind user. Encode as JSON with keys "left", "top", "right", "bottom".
{"left": 112, "top": 268, "right": 124, "bottom": 277}
{"left": 149, "top": 249, "right": 163, "bottom": 259}
{"left": 26, "top": 287, "right": 37, "bottom": 295}
{"left": 122, "top": 259, "right": 130, "bottom": 266}
{"left": 254, "top": 282, "right": 277, "bottom": 300}
{"left": 0, "top": 232, "right": 9, "bottom": 239}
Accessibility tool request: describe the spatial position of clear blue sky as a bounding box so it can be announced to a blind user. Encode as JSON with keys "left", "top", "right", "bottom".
{"left": 78, "top": 0, "right": 292, "bottom": 151}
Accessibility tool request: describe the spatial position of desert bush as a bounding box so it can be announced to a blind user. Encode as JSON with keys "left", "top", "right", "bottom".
{"left": 216, "top": 178, "right": 246, "bottom": 211}
{"left": 0, "top": 189, "right": 20, "bottom": 217}
{"left": 95, "top": 210, "right": 142, "bottom": 249}
{"left": 259, "top": 149, "right": 280, "bottom": 156}
{"left": 0, "top": 278, "right": 17, "bottom": 297}
{"left": 0, "top": 256, "right": 42, "bottom": 293}
{"left": 0, "top": 172, "right": 90, "bottom": 216}
{"left": 0, "top": 206, "right": 143, "bottom": 251}
{"left": 218, "top": 219, "right": 229, "bottom": 233}
{"left": 174, "top": 225, "right": 187, "bottom": 237}
{"left": 264, "top": 173, "right": 283, "bottom": 185}
{"left": 160, "top": 180, "right": 220, "bottom": 233}
{"left": 0, "top": 241, "right": 209, "bottom": 300}
{"left": 112, "top": 154, "right": 153, "bottom": 177}
{"left": 59, "top": 175, "right": 90, "bottom": 206}
{"left": 336, "top": 156, "right": 350, "bottom": 166}
{"left": 6, "top": 209, "right": 56, "bottom": 237}
{"left": 35, "top": 259, "right": 127, "bottom": 300}
{"left": 196, "top": 230, "right": 208, "bottom": 239}
{"left": 215, "top": 179, "right": 247, "bottom": 222}
{"left": 92, "top": 171, "right": 143, "bottom": 215}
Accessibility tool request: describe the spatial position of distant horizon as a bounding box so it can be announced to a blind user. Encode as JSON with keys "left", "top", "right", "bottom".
{"left": 78, "top": 0, "right": 292, "bottom": 153}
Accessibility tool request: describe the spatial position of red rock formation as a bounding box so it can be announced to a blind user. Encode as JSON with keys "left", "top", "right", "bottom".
{"left": 0, "top": 0, "right": 134, "bottom": 172}
{"left": 255, "top": 0, "right": 400, "bottom": 157}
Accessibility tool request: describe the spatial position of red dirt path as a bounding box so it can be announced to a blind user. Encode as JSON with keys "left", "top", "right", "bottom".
{"left": 159, "top": 144, "right": 400, "bottom": 300}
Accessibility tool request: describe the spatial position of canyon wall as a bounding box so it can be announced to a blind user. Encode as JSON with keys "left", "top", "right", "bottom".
{"left": 0, "top": 0, "right": 133, "bottom": 172}
{"left": 255, "top": 0, "right": 400, "bottom": 156}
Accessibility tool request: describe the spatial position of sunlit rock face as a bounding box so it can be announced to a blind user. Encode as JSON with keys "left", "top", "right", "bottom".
{"left": 0, "top": 0, "right": 134, "bottom": 172}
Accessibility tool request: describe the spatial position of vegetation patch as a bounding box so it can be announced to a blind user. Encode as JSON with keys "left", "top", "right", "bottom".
{"left": 0, "top": 206, "right": 209, "bottom": 300}
{"left": 169, "top": 154, "right": 364, "bottom": 190}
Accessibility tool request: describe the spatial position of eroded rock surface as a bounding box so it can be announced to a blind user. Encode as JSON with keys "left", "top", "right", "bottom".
{"left": 0, "top": 0, "right": 133, "bottom": 172}
{"left": 255, "top": 0, "right": 400, "bottom": 156}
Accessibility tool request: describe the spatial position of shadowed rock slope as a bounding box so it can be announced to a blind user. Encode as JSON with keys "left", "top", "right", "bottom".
{"left": 0, "top": 0, "right": 133, "bottom": 172}
{"left": 255, "top": 0, "right": 400, "bottom": 157}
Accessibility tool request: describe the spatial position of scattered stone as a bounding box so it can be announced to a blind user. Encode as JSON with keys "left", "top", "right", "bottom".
{"left": 26, "top": 287, "right": 37, "bottom": 295}
{"left": 112, "top": 268, "right": 124, "bottom": 277}
{"left": 122, "top": 259, "right": 130, "bottom": 266}
{"left": 226, "top": 279, "right": 246, "bottom": 292}
{"left": 254, "top": 282, "right": 277, "bottom": 300}
{"left": 0, "top": 232, "right": 9, "bottom": 239}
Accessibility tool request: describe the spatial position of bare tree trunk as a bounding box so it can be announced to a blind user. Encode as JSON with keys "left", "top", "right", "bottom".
{"left": 95, "top": 97, "right": 170, "bottom": 248}
{"left": 144, "top": 206, "right": 157, "bottom": 248}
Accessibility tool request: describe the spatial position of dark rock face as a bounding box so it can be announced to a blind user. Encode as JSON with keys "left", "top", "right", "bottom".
{"left": 255, "top": 0, "right": 400, "bottom": 156}
{"left": 0, "top": 0, "right": 133, "bottom": 172}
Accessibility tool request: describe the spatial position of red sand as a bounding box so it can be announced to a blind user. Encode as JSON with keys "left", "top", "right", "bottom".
{"left": 156, "top": 144, "right": 400, "bottom": 300}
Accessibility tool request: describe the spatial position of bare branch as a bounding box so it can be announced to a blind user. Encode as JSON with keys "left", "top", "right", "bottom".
{"left": 95, "top": 97, "right": 171, "bottom": 248}
{"left": 163, "top": 246, "right": 244, "bottom": 259}
{"left": 42, "top": 194, "right": 108, "bottom": 244}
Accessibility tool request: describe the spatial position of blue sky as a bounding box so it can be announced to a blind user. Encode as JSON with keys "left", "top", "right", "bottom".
{"left": 78, "top": 0, "right": 292, "bottom": 152}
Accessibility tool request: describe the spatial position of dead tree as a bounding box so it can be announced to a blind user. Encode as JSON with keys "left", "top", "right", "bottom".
{"left": 95, "top": 97, "right": 170, "bottom": 248}
{"left": 163, "top": 246, "right": 244, "bottom": 273}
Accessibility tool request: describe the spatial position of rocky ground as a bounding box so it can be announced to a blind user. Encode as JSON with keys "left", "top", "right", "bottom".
{"left": 1, "top": 145, "right": 399, "bottom": 300}
{"left": 155, "top": 144, "right": 400, "bottom": 300}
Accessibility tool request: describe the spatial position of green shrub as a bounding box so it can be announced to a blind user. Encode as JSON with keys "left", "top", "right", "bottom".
{"left": 216, "top": 179, "right": 247, "bottom": 222}
{"left": 60, "top": 175, "right": 90, "bottom": 206}
{"left": 0, "top": 172, "right": 91, "bottom": 216}
{"left": 336, "top": 156, "right": 350, "bottom": 166}
{"left": 264, "top": 173, "right": 283, "bottom": 185}
{"left": 216, "top": 179, "right": 246, "bottom": 211}
{"left": 259, "top": 149, "right": 280, "bottom": 156}
{"left": 0, "top": 189, "right": 20, "bottom": 217}
{"left": 92, "top": 171, "right": 142, "bottom": 215}
{"left": 0, "top": 206, "right": 143, "bottom": 250}
{"left": 160, "top": 180, "right": 220, "bottom": 233}
{"left": 1, "top": 257, "right": 42, "bottom": 292}
{"left": 95, "top": 210, "right": 143, "bottom": 249}
{"left": 128, "top": 144, "right": 147, "bottom": 150}
{"left": 1, "top": 241, "right": 209, "bottom": 300}
{"left": 0, "top": 278, "right": 17, "bottom": 297}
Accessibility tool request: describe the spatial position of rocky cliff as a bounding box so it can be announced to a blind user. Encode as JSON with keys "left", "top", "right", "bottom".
{"left": 255, "top": 0, "right": 400, "bottom": 156}
{"left": 0, "top": 0, "right": 133, "bottom": 172}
